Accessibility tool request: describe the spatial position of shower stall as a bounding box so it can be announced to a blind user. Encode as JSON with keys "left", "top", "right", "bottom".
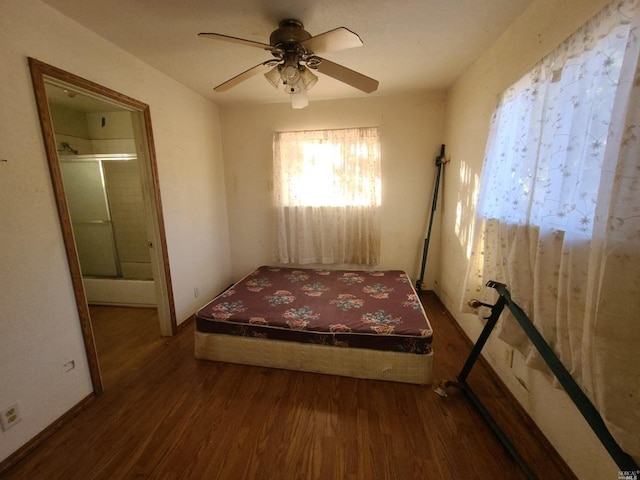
{"left": 45, "top": 83, "right": 158, "bottom": 308}
{"left": 60, "top": 153, "right": 157, "bottom": 306}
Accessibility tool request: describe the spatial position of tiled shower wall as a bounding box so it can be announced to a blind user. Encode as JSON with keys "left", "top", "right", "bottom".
{"left": 102, "top": 159, "right": 151, "bottom": 279}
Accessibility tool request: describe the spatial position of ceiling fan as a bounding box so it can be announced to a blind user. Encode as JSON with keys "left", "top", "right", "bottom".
{"left": 198, "top": 19, "right": 379, "bottom": 108}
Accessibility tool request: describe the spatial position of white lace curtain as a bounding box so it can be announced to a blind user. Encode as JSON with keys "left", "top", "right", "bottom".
{"left": 462, "top": 0, "right": 640, "bottom": 461}
{"left": 273, "top": 127, "right": 381, "bottom": 265}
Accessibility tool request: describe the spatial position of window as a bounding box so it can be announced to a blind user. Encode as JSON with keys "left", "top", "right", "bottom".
{"left": 273, "top": 127, "right": 381, "bottom": 265}
{"left": 463, "top": 0, "right": 640, "bottom": 461}
{"left": 478, "top": 6, "right": 631, "bottom": 235}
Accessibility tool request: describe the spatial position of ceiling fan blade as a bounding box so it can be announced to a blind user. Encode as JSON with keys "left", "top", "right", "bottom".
{"left": 198, "top": 33, "right": 274, "bottom": 51}
{"left": 301, "top": 27, "right": 363, "bottom": 55}
{"left": 314, "top": 58, "right": 379, "bottom": 93}
{"left": 214, "top": 61, "right": 277, "bottom": 92}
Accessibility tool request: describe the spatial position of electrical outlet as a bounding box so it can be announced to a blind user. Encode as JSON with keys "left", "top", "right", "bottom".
{"left": 1, "top": 403, "right": 22, "bottom": 432}
{"left": 194, "top": 287, "right": 200, "bottom": 298}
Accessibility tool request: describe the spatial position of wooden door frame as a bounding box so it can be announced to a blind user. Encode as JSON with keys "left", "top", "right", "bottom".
{"left": 28, "top": 58, "right": 177, "bottom": 394}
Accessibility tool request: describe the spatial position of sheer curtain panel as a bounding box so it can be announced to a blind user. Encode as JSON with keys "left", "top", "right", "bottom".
{"left": 273, "top": 127, "right": 381, "bottom": 265}
{"left": 462, "top": 0, "right": 640, "bottom": 462}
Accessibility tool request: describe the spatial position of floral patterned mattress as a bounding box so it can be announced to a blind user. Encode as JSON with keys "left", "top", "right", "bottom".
{"left": 195, "top": 266, "right": 433, "bottom": 355}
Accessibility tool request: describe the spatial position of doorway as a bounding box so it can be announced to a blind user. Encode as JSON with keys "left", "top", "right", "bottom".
{"left": 29, "top": 58, "right": 176, "bottom": 394}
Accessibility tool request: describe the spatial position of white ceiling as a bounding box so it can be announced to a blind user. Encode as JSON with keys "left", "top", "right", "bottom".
{"left": 42, "top": 0, "right": 533, "bottom": 107}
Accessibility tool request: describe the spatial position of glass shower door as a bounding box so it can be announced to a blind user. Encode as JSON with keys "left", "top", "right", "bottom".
{"left": 60, "top": 160, "right": 119, "bottom": 277}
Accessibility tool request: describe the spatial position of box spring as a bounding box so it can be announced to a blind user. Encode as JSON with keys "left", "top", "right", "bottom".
{"left": 194, "top": 266, "right": 433, "bottom": 384}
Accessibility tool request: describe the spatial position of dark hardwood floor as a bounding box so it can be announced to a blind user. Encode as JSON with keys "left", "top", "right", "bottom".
{"left": 2, "top": 293, "right": 576, "bottom": 479}
{"left": 90, "top": 305, "right": 168, "bottom": 389}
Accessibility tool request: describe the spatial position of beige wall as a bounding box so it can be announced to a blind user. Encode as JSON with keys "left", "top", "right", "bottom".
{"left": 1, "top": 0, "right": 626, "bottom": 477}
{"left": 0, "top": 0, "right": 231, "bottom": 463}
{"left": 220, "top": 93, "right": 446, "bottom": 283}
{"left": 440, "top": 0, "right": 618, "bottom": 479}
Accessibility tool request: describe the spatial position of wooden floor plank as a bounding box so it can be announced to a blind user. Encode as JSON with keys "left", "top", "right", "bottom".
{"left": 2, "top": 293, "right": 576, "bottom": 479}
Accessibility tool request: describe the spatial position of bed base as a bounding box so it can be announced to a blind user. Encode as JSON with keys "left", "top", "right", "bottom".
{"left": 195, "top": 331, "right": 433, "bottom": 385}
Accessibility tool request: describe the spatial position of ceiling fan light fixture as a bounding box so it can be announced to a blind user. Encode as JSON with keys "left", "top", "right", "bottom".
{"left": 264, "top": 65, "right": 281, "bottom": 88}
{"left": 299, "top": 66, "right": 318, "bottom": 91}
{"left": 281, "top": 63, "right": 300, "bottom": 85}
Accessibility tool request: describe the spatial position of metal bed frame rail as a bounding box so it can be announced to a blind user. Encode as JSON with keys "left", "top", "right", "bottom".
{"left": 444, "top": 280, "right": 639, "bottom": 479}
